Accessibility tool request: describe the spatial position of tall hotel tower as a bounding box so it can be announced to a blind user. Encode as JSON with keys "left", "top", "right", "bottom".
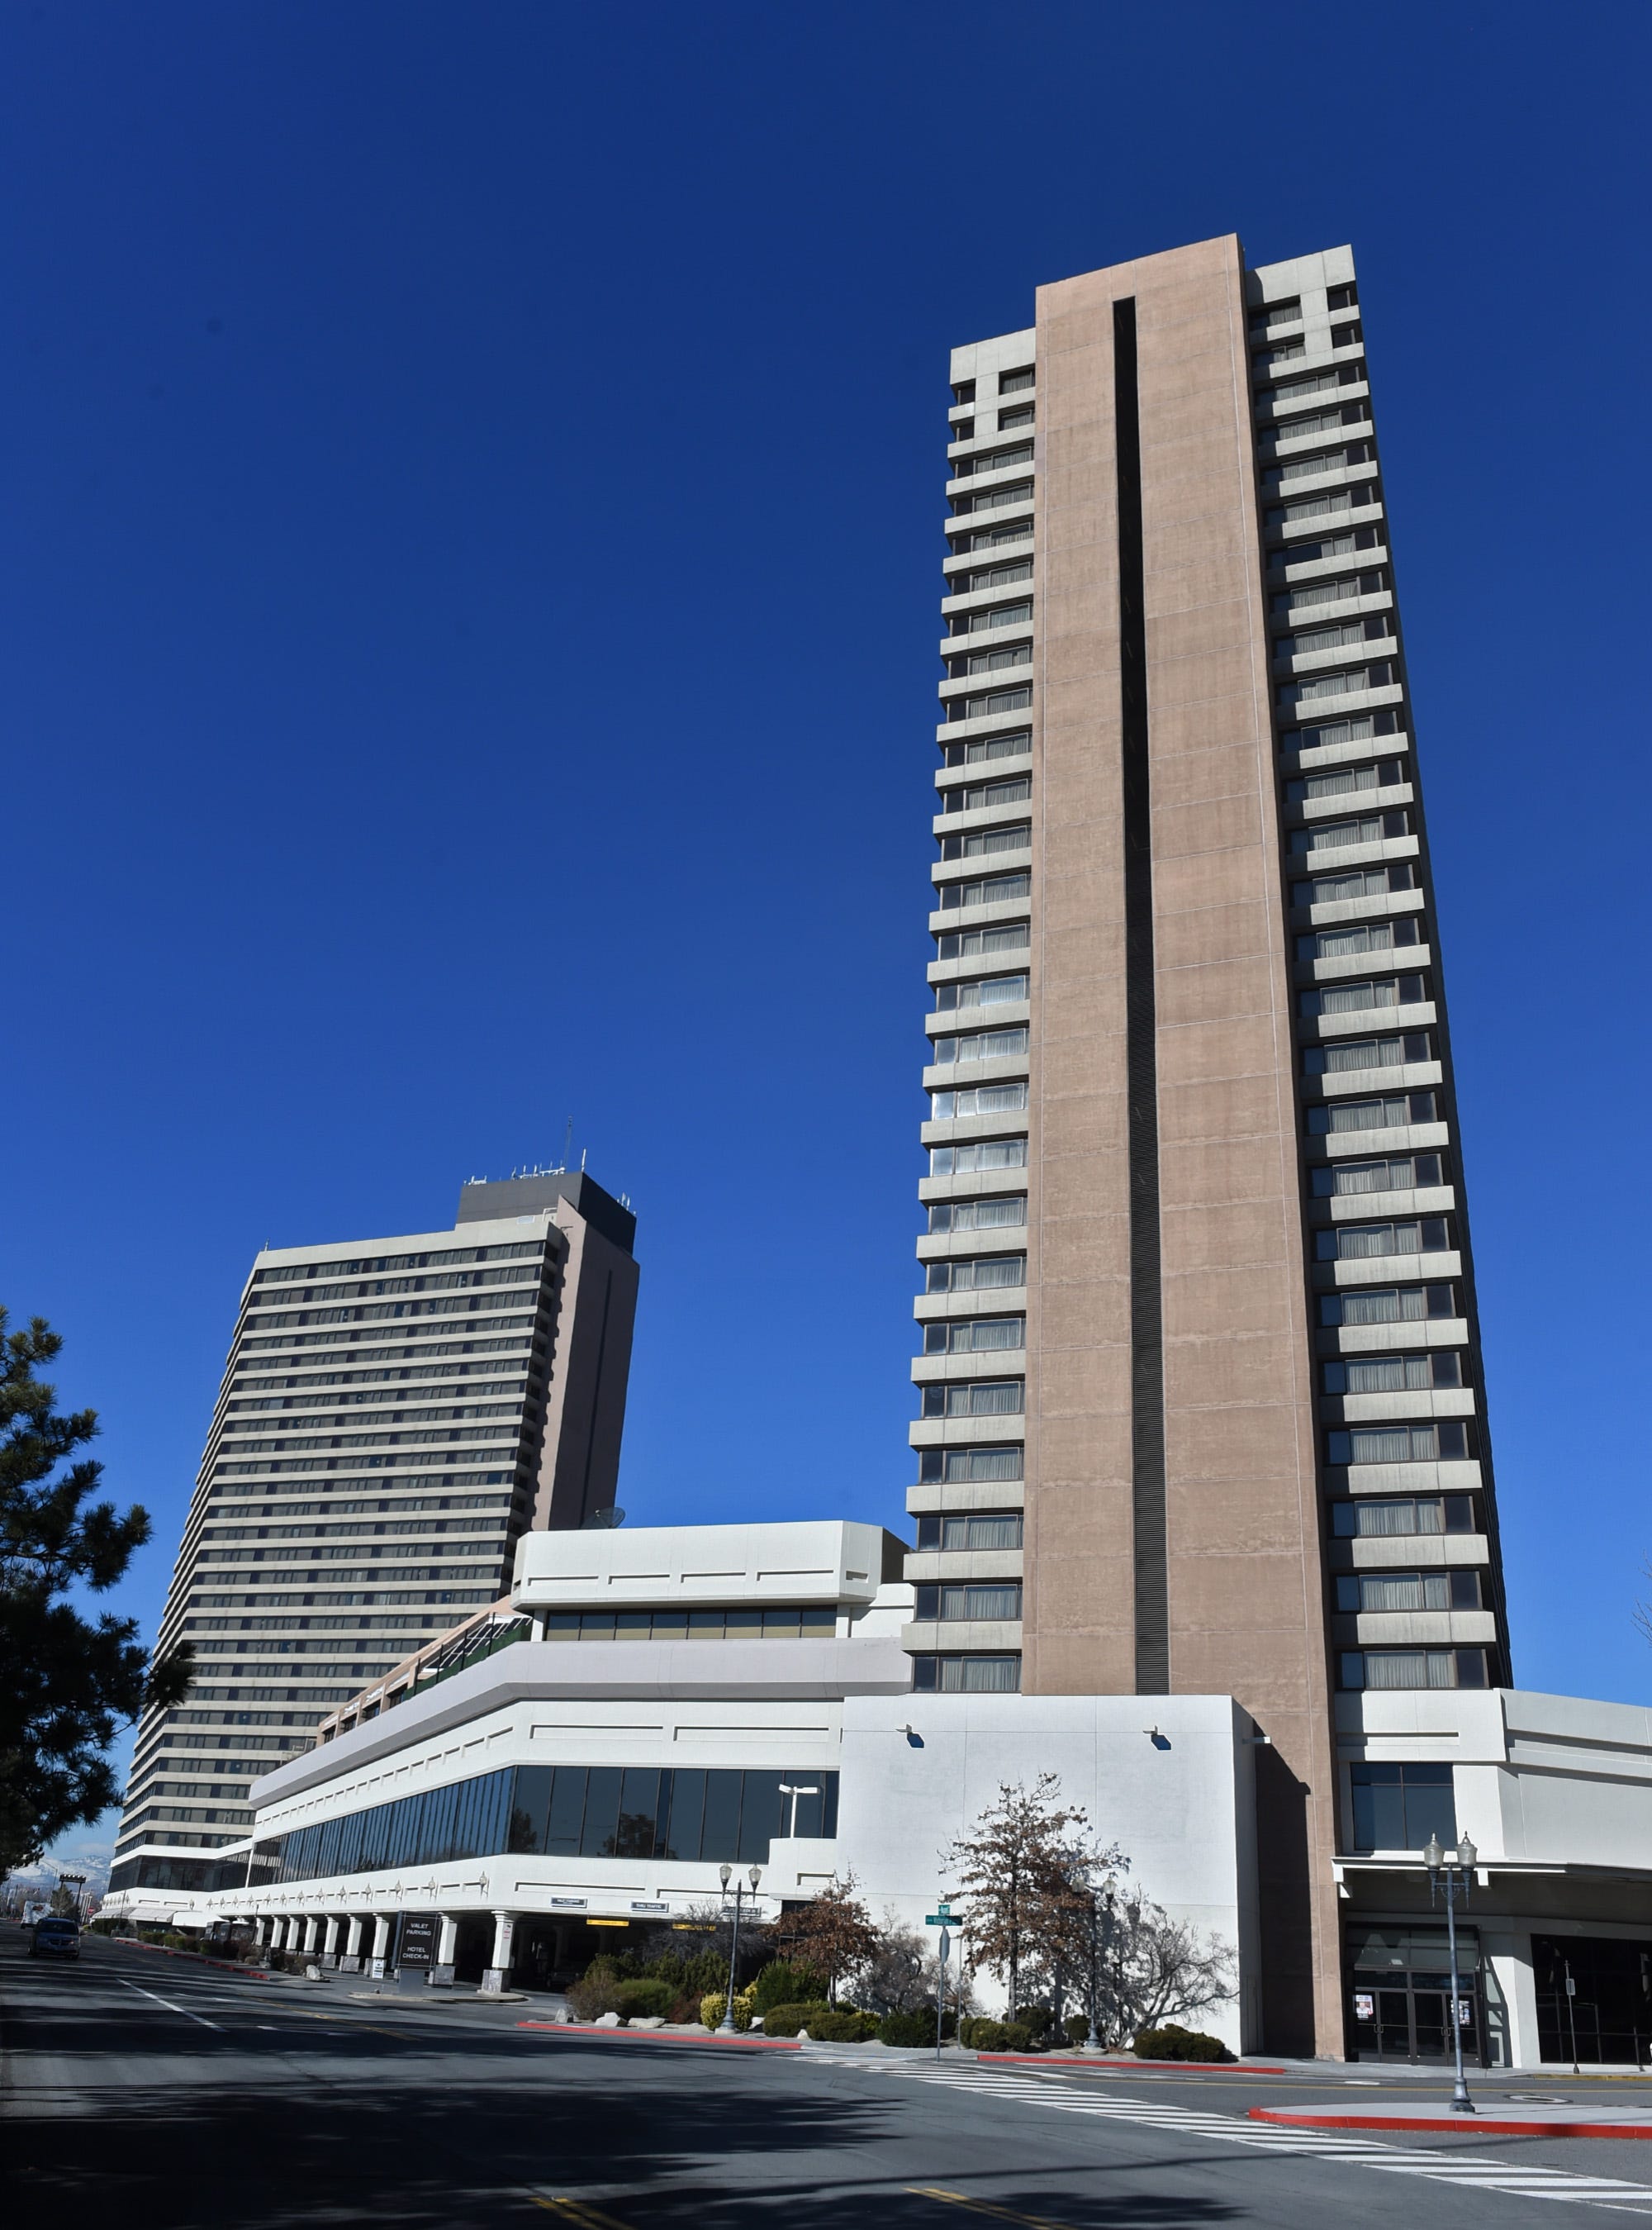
{"left": 112, "top": 1172, "right": 638, "bottom": 1881}
{"left": 906, "top": 237, "right": 1508, "bottom": 2051}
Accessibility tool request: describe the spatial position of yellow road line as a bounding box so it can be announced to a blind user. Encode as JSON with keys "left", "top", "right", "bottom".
{"left": 532, "top": 2198, "right": 632, "bottom": 2229}
{"left": 907, "top": 2188, "right": 1073, "bottom": 2230}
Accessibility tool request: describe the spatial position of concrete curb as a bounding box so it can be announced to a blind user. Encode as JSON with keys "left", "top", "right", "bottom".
{"left": 109, "top": 1937, "right": 275, "bottom": 1982}
{"left": 349, "top": 1989, "right": 529, "bottom": 2004}
{"left": 516, "top": 2020, "right": 801, "bottom": 2050}
{"left": 1252, "top": 2105, "right": 1652, "bottom": 2140}
{"left": 985, "top": 2052, "right": 1284, "bottom": 2074}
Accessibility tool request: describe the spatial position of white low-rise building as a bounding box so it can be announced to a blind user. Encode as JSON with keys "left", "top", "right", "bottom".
{"left": 102, "top": 1520, "right": 1652, "bottom": 2066}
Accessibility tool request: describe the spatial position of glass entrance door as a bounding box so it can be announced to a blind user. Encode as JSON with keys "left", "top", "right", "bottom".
{"left": 1352, "top": 1971, "right": 1481, "bottom": 2064}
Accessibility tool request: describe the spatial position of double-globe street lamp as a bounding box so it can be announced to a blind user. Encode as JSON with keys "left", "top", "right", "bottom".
{"left": 718, "top": 1862, "right": 762, "bottom": 2035}
{"left": 1423, "top": 1830, "right": 1479, "bottom": 2113}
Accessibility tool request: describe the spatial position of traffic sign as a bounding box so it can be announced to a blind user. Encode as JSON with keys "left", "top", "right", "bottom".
{"left": 925, "top": 1905, "right": 953, "bottom": 1925}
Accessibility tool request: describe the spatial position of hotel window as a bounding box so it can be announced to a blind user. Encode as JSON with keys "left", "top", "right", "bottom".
{"left": 1313, "top": 1216, "right": 1450, "bottom": 1262}
{"left": 942, "top": 734, "right": 1030, "bottom": 769}
{"left": 914, "top": 1582, "right": 1023, "bottom": 1621}
{"left": 1300, "top": 974, "right": 1427, "bottom": 1019}
{"left": 1336, "top": 1570, "right": 1483, "bottom": 1613}
{"left": 953, "top": 599, "right": 1032, "bottom": 635}
{"left": 1341, "top": 1648, "right": 1487, "bottom": 1692}
{"left": 920, "top": 1379, "right": 1023, "bottom": 1419}
{"left": 1312, "top": 1152, "right": 1443, "bottom": 1197}
{"left": 930, "top": 1025, "right": 1028, "bottom": 1064}
{"left": 911, "top": 1652, "right": 1022, "bottom": 1692}
{"left": 938, "top": 870, "right": 1031, "bottom": 908}
{"left": 1291, "top": 811, "right": 1408, "bottom": 853}
{"left": 926, "top": 1255, "right": 1026, "bottom": 1294}
{"left": 936, "top": 922, "right": 1030, "bottom": 961}
{"left": 951, "top": 687, "right": 1032, "bottom": 723}
{"left": 1318, "top": 1283, "right": 1455, "bottom": 1327}
{"left": 1272, "top": 568, "right": 1386, "bottom": 614}
{"left": 1298, "top": 919, "right": 1421, "bottom": 961}
{"left": 1303, "top": 1031, "right": 1431, "bottom": 1077}
{"left": 940, "top": 821, "right": 1032, "bottom": 859}
{"left": 928, "top": 1197, "right": 1025, "bottom": 1234}
{"left": 1348, "top": 1762, "right": 1455, "bottom": 1852}
{"left": 1322, "top": 1349, "right": 1463, "bottom": 1393}
{"left": 1287, "top": 758, "right": 1404, "bottom": 802}
{"left": 923, "top": 1314, "right": 1025, "bottom": 1353}
{"left": 941, "top": 776, "right": 1032, "bottom": 814}
{"left": 1306, "top": 1089, "right": 1436, "bottom": 1134}
{"left": 917, "top": 1446, "right": 1024, "bottom": 1483}
{"left": 1331, "top": 1495, "right": 1477, "bottom": 1538}
{"left": 1327, "top": 1420, "right": 1475, "bottom": 1465}
{"left": 1293, "top": 862, "right": 1415, "bottom": 907}
{"left": 914, "top": 1511, "right": 1023, "bottom": 1551}
{"left": 998, "top": 367, "right": 1035, "bottom": 393}
{"left": 998, "top": 405, "right": 1034, "bottom": 430}
{"left": 934, "top": 973, "right": 1028, "bottom": 1012}
{"left": 957, "top": 645, "right": 1032, "bottom": 676}
{"left": 928, "top": 1138, "right": 1027, "bottom": 1175}
{"left": 930, "top": 1085, "right": 1030, "bottom": 1120}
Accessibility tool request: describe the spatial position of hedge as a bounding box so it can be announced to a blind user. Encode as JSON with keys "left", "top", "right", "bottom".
{"left": 1132, "top": 2023, "right": 1232, "bottom": 2062}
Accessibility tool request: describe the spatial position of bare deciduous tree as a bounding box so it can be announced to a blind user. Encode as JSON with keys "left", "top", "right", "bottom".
{"left": 942, "top": 1773, "right": 1123, "bottom": 2018}
{"left": 774, "top": 1871, "right": 881, "bottom": 2004}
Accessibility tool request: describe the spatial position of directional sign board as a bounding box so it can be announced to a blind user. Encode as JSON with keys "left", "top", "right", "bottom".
{"left": 924, "top": 1905, "right": 953, "bottom": 1926}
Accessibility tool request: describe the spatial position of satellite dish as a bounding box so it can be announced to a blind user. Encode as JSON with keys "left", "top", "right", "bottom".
{"left": 581, "top": 1506, "right": 625, "bottom": 1530}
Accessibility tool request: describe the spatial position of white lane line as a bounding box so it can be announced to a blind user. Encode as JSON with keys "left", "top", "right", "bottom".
{"left": 118, "top": 1979, "right": 225, "bottom": 2032}
{"left": 800, "top": 2053, "right": 1652, "bottom": 2212}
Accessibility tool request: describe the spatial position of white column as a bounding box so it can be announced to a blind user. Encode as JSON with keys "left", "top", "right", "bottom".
{"left": 302, "top": 1915, "right": 323, "bottom": 1957}
{"left": 342, "top": 1915, "right": 366, "bottom": 1972}
{"left": 274, "top": 1915, "right": 293, "bottom": 1951}
{"left": 325, "top": 1914, "right": 348, "bottom": 1966}
{"left": 368, "top": 1913, "right": 394, "bottom": 1980}
{"left": 430, "top": 1912, "right": 459, "bottom": 1989}
{"left": 481, "top": 1909, "right": 515, "bottom": 1995}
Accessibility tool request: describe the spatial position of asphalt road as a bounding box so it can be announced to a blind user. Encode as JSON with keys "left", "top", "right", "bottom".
{"left": 11, "top": 1930, "right": 1652, "bottom": 2228}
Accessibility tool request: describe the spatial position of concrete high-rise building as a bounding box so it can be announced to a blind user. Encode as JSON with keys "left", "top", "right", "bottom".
{"left": 905, "top": 236, "right": 1509, "bottom": 2052}
{"left": 112, "top": 1172, "right": 638, "bottom": 1881}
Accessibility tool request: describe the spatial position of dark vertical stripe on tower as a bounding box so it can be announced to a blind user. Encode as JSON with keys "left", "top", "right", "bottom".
{"left": 1113, "top": 297, "right": 1169, "bottom": 1694}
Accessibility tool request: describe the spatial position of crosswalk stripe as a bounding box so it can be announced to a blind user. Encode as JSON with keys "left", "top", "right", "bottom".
{"left": 796, "top": 2051, "right": 1652, "bottom": 2210}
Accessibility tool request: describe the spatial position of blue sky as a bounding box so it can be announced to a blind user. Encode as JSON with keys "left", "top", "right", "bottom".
{"left": 5, "top": 2, "right": 1649, "bottom": 1869}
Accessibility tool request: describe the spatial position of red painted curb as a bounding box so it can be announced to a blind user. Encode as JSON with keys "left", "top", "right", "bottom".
{"left": 516, "top": 2021, "right": 801, "bottom": 2049}
{"left": 1251, "top": 2107, "right": 1652, "bottom": 2139}
{"left": 985, "top": 2052, "right": 1282, "bottom": 2073}
{"left": 111, "top": 1937, "right": 274, "bottom": 1981}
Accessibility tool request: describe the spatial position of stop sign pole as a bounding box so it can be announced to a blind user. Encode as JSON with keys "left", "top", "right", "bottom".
{"left": 926, "top": 1902, "right": 954, "bottom": 2059}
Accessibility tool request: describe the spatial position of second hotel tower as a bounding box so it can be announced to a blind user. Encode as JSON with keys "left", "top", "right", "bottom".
{"left": 906, "top": 233, "right": 1508, "bottom": 2053}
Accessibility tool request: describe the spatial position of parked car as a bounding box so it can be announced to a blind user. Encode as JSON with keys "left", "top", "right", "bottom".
{"left": 29, "top": 1915, "right": 81, "bottom": 1960}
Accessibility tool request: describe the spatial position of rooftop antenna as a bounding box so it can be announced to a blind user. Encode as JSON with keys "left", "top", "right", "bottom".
{"left": 563, "top": 1114, "right": 573, "bottom": 1172}
{"left": 581, "top": 1147, "right": 587, "bottom": 1172}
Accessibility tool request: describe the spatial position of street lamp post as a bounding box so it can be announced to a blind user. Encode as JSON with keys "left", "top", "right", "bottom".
{"left": 1083, "top": 1890, "right": 1108, "bottom": 2053}
{"left": 1424, "top": 1831, "right": 1479, "bottom": 2114}
{"left": 717, "top": 1862, "right": 762, "bottom": 2035}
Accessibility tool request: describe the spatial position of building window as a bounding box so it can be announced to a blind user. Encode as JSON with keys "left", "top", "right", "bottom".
{"left": 1303, "top": 1030, "right": 1432, "bottom": 1077}
{"left": 1293, "top": 862, "right": 1415, "bottom": 909}
{"left": 951, "top": 687, "right": 1032, "bottom": 723}
{"left": 998, "top": 367, "right": 1035, "bottom": 393}
{"left": 1341, "top": 1649, "right": 1488, "bottom": 1692}
{"left": 998, "top": 405, "right": 1034, "bottom": 430}
{"left": 1291, "top": 808, "right": 1408, "bottom": 853}
{"left": 1336, "top": 1570, "right": 1483, "bottom": 1613}
{"left": 940, "top": 821, "right": 1032, "bottom": 859}
{"left": 1310, "top": 1153, "right": 1441, "bottom": 1196}
{"left": 914, "top": 1512, "right": 1023, "bottom": 1551}
{"left": 918, "top": 1446, "right": 1024, "bottom": 1484}
{"left": 1314, "top": 1216, "right": 1449, "bottom": 1261}
{"left": 925, "top": 1255, "right": 1026, "bottom": 1294}
{"left": 541, "top": 1605, "right": 836, "bottom": 1643}
{"left": 929, "top": 1083, "right": 1029, "bottom": 1120}
{"left": 1298, "top": 920, "right": 1421, "bottom": 962}
{"left": 928, "top": 1139, "right": 1027, "bottom": 1175}
{"left": 923, "top": 1314, "right": 1024, "bottom": 1354}
{"left": 1306, "top": 1090, "right": 1436, "bottom": 1135}
{"left": 1319, "top": 1283, "right": 1455, "bottom": 1329}
{"left": 936, "top": 922, "right": 1031, "bottom": 961}
{"left": 1322, "top": 1350, "right": 1463, "bottom": 1394}
{"left": 1349, "top": 1762, "right": 1455, "bottom": 1851}
{"left": 942, "top": 774, "right": 1032, "bottom": 814}
{"left": 1301, "top": 975, "right": 1427, "bottom": 1020}
{"left": 938, "top": 868, "right": 1032, "bottom": 906}
{"left": 954, "top": 599, "right": 1033, "bottom": 636}
{"left": 934, "top": 973, "right": 1028, "bottom": 1012}
{"left": 914, "top": 1583, "right": 1023, "bottom": 1621}
{"left": 930, "top": 1025, "right": 1028, "bottom": 1066}
{"left": 927, "top": 1197, "right": 1026, "bottom": 1234}
{"left": 911, "top": 1652, "right": 1021, "bottom": 1692}
{"left": 942, "top": 730, "right": 1030, "bottom": 768}
{"left": 1332, "top": 1495, "right": 1477, "bottom": 1538}
{"left": 1327, "top": 1421, "right": 1474, "bottom": 1466}
{"left": 1287, "top": 758, "right": 1404, "bottom": 802}
{"left": 920, "top": 1379, "right": 1023, "bottom": 1419}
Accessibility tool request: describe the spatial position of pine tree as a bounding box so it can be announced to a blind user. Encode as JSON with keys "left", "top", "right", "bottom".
{"left": 0, "top": 1311, "right": 193, "bottom": 1872}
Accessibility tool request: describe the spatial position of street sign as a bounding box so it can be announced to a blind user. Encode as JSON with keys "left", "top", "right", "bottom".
{"left": 925, "top": 1905, "right": 953, "bottom": 1926}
